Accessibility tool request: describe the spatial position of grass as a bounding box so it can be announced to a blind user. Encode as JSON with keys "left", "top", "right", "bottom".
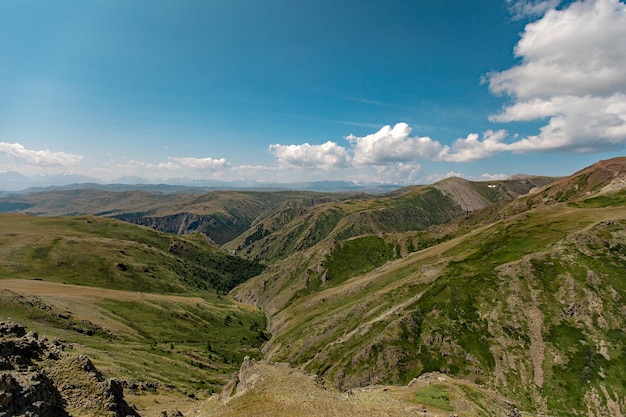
{"left": 0, "top": 214, "right": 264, "bottom": 293}
{"left": 324, "top": 235, "right": 398, "bottom": 285}
{"left": 3, "top": 165, "right": 626, "bottom": 416}
{"left": 0, "top": 283, "right": 267, "bottom": 395}
{"left": 413, "top": 384, "right": 454, "bottom": 412}
{"left": 239, "top": 200, "right": 626, "bottom": 416}
{"left": 231, "top": 186, "right": 468, "bottom": 264}
{"left": 570, "top": 189, "right": 626, "bottom": 208}
{"left": 0, "top": 213, "right": 269, "bottom": 398}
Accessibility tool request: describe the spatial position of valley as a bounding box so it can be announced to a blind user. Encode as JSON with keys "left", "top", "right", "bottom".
{"left": 1, "top": 158, "right": 625, "bottom": 416}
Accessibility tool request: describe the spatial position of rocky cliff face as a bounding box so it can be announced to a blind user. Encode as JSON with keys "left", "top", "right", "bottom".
{"left": 113, "top": 212, "right": 246, "bottom": 245}
{"left": 0, "top": 322, "right": 139, "bottom": 417}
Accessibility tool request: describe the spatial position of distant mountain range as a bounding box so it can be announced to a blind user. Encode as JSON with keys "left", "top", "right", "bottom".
{"left": 0, "top": 171, "right": 402, "bottom": 195}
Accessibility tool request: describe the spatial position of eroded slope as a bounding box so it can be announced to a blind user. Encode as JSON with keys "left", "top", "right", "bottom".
{"left": 232, "top": 158, "right": 626, "bottom": 417}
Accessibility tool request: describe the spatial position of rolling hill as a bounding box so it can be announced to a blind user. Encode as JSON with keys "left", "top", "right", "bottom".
{"left": 1, "top": 159, "right": 625, "bottom": 416}
{"left": 0, "top": 214, "right": 269, "bottom": 415}
{"left": 224, "top": 176, "right": 555, "bottom": 263}
{"left": 0, "top": 189, "right": 360, "bottom": 245}
{"left": 0, "top": 176, "right": 554, "bottom": 249}
{"left": 231, "top": 158, "right": 626, "bottom": 417}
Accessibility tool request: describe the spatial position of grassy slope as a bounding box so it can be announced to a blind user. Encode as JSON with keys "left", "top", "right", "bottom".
{"left": 226, "top": 177, "right": 553, "bottom": 264}
{"left": 0, "top": 178, "right": 549, "bottom": 251}
{"left": 0, "top": 214, "right": 264, "bottom": 293}
{"left": 233, "top": 180, "right": 626, "bottom": 416}
{"left": 0, "top": 189, "right": 356, "bottom": 245}
{"left": 0, "top": 214, "right": 268, "bottom": 413}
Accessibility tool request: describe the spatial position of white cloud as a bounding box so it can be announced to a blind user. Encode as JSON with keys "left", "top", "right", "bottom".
{"left": 439, "top": 130, "right": 509, "bottom": 162}
{"left": 231, "top": 164, "right": 275, "bottom": 174}
{"left": 154, "top": 162, "right": 178, "bottom": 170}
{"left": 346, "top": 123, "right": 442, "bottom": 165}
{"left": 492, "top": 0, "right": 626, "bottom": 100}
{"left": 269, "top": 124, "right": 514, "bottom": 171}
{"left": 269, "top": 141, "right": 350, "bottom": 170}
{"left": 481, "top": 172, "right": 509, "bottom": 181}
{"left": 360, "top": 162, "right": 423, "bottom": 185}
{"left": 0, "top": 142, "right": 83, "bottom": 166}
{"left": 123, "top": 159, "right": 174, "bottom": 169}
{"left": 488, "top": 0, "right": 626, "bottom": 153}
{"left": 506, "top": 0, "right": 561, "bottom": 20}
{"left": 170, "top": 156, "right": 228, "bottom": 170}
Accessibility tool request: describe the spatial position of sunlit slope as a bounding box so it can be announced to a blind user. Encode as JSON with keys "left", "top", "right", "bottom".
{"left": 0, "top": 189, "right": 352, "bottom": 244}
{"left": 226, "top": 176, "right": 553, "bottom": 264}
{"left": 191, "top": 360, "right": 524, "bottom": 417}
{"left": 0, "top": 213, "right": 269, "bottom": 408}
{"left": 232, "top": 159, "right": 626, "bottom": 417}
{"left": 0, "top": 213, "right": 264, "bottom": 293}
{"left": 0, "top": 281, "right": 268, "bottom": 400}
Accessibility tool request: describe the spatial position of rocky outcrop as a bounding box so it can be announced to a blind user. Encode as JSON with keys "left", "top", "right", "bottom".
{"left": 0, "top": 371, "right": 68, "bottom": 417}
{"left": 435, "top": 177, "right": 493, "bottom": 212}
{"left": 113, "top": 212, "right": 248, "bottom": 245}
{"left": 0, "top": 322, "right": 140, "bottom": 417}
{"left": 0, "top": 323, "right": 67, "bottom": 417}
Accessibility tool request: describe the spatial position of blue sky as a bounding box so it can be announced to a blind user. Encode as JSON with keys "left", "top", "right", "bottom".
{"left": 1, "top": 0, "right": 625, "bottom": 189}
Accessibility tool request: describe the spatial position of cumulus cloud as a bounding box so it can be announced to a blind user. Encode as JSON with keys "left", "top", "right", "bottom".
{"left": 269, "top": 141, "right": 351, "bottom": 170}
{"left": 346, "top": 123, "right": 442, "bottom": 165}
{"left": 492, "top": 0, "right": 626, "bottom": 100}
{"left": 0, "top": 142, "right": 83, "bottom": 166}
{"left": 170, "top": 156, "right": 228, "bottom": 170}
{"left": 268, "top": 123, "right": 516, "bottom": 177}
{"left": 265, "top": 0, "right": 626, "bottom": 183}
{"left": 488, "top": 0, "right": 626, "bottom": 152}
{"left": 343, "top": 124, "right": 510, "bottom": 164}
{"left": 506, "top": 0, "right": 561, "bottom": 20}
{"left": 439, "top": 130, "right": 509, "bottom": 162}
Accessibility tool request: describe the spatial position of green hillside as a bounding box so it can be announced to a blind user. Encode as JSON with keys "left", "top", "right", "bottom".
{"left": 0, "top": 214, "right": 264, "bottom": 293}
{"left": 2, "top": 159, "right": 625, "bottom": 416}
{"left": 226, "top": 177, "right": 552, "bottom": 264}
{"left": 0, "top": 189, "right": 357, "bottom": 245}
{"left": 0, "top": 176, "right": 553, "bottom": 251}
{"left": 233, "top": 159, "right": 626, "bottom": 417}
{"left": 0, "top": 214, "right": 268, "bottom": 407}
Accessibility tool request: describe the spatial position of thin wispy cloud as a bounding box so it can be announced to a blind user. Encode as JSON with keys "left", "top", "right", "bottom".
{"left": 266, "top": 0, "right": 626, "bottom": 177}
{"left": 342, "top": 96, "right": 417, "bottom": 110}
{"left": 506, "top": 0, "right": 561, "bottom": 20}
{"left": 1, "top": 0, "right": 624, "bottom": 189}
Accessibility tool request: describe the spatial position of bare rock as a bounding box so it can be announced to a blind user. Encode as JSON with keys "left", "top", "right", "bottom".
{"left": 0, "top": 322, "right": 140, "bottom": 417}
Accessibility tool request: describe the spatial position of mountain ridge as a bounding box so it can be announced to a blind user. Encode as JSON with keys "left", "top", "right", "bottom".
{"left": 0, "top": 176, "right": 556, "bottom": 248}
{"left": 230, "top": 157, "right": 626, "bottom": 416}
{"left": 1, "top": 157, "right": 625, "bottom": 416}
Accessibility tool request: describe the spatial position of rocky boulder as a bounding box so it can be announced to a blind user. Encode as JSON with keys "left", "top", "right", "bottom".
{"left": 0, "top": 322, "right": 140, "bottom": 417}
